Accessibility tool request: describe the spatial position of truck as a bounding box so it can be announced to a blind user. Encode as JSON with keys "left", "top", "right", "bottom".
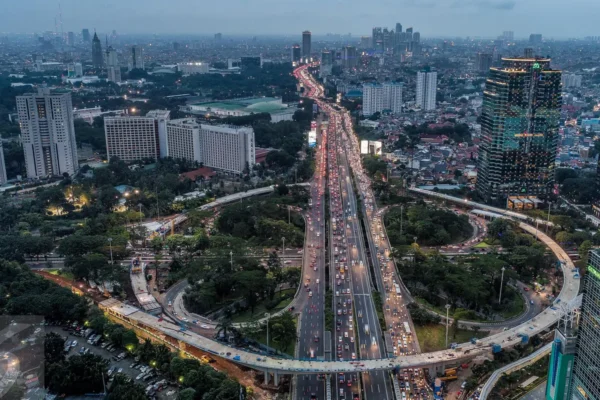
{"left": 492, "top": 344, "right": 502, "bottom": 353}
{"left": 403, "top": 322, "right": 411, "bottom": 336}
{"left": 364, "top": 324, "right": 370, "bottom": 335}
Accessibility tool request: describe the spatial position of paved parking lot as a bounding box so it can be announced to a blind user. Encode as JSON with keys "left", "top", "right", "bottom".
{"left": 49, "top": 327, "right": 178, "bottom": 399}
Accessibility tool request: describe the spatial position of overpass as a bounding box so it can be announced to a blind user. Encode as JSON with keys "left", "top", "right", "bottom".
{"left": 100, "top": 201, "right": 579, "bottom": 378}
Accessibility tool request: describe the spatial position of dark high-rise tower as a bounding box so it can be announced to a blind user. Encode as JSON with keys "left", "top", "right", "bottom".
{"left": 476, "top": 53, "right": 493, "bottom": 72}
{"left": 91, "top": 32, "right": 103, "bottom": 68}
{"left": 291, "top": 44, "right": 301, "bottom": 63}
{"left": 302, "top": 31, "right": 311, "bottom": 60}
{"left": 476, "top": 51, "right": 562, "bottom": 205}
{"left": 82, "top": 28, "right": 90, "bottom": 42}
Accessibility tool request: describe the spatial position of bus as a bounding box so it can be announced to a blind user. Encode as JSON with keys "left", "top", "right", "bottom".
{"left": 394, "top": 284, "right": 401, "bottom": 297}
{"left": 403, "top": 322, "right": 411, "bottom": 336}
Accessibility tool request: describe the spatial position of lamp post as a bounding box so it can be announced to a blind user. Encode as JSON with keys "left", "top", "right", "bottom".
{"left": 107, "top": 238, "right": 113, "bottom": 265}
{"left": 288, "top": 206, "right": 291, "bottom": 225}
{"left": 265, "top": 313, "right": 271, "bottom": 354}
{"left": 282, "top": 237, "right": 286, "bottom": 263}
{"left": 499, "top": 266, "right": 506, "bottom": 304}
{"left": 445, "top": 304, "right": 451, "bottom": 349}
{"left": 138, "top": 204, "right": 143, "bottom": 225}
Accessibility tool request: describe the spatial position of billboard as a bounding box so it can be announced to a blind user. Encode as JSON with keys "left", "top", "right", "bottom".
{"left": 360, "top": 140, "right": 382, "bottom": 155}
{"left": 360, "top": 140, "right": 369, "bottom": 154}
{"left": 308, "top": 130, "right": 317, "bottom": 147}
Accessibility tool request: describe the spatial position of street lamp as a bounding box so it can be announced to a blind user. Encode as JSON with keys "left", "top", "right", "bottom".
{"left": 282, "top": 237, "right": 286, "bottom": 263}
{"left": 138, "top": 204, "right": 143, "bottom": 225}
{"left": 107, "top": 238, "right": 113, "bottom": 264}
{"left": 445, "top": 304, "right": 451, "bottom": 349}
{"left": 265, "top": 313, "right": 271, "bottom": 354}
{"left": 499, "top": 266, "right": 506, "bottom": 304}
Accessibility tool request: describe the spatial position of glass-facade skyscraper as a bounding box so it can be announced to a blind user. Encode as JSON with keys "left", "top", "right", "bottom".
{"left": 476, "top": 51, "right": 562, "bottom": 205}
{"left": 568, "top": 250, "right": 600, "bottom": 399}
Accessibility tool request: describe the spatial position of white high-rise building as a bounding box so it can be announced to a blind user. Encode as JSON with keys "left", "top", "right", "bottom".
{"left": 129, "top": 45, "right": 144, "bottom": 71}
{"left": 146, "top": 110, "right": 171, "bottom": 158}
{"left": 383, "top": 82, "right": 403, "bottom": 114}
{"left": 416, "top": 71, "right": 437, "bottom": 111}
{"left": 107, "top": 66, "right": 121, "bottom": 83}
{"left": 562, "top": 73, "right": 582, "bottom": 88}
{"left": 104, "top": 110, "right": 170, "bottom": 162}
{"left": 0, "top": 142, "right": 7, "bottom": 184}
{"left": 199, "top": 124, "right": 255, "bottom": 174}
{"left": 167, "top": 119, "right": 201, "bottom": 163}
{"left": 17, "top": 88, "right": 78, "bottom": 178}
{"left": 362, "top": 82, "right": 403, "bottom": 116}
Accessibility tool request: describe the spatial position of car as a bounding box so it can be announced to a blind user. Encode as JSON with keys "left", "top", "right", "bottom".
{"left": 352, "top": 353, "right": 356, "bottom": 360}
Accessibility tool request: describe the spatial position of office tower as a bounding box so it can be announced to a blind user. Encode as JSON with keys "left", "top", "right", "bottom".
{"left": 240, "top": 56, "right": 262, "bottom": 69}
{"left": 413, "top": 32, "right": 420, "bottom": 43}
{"left": 475, "top": 53, "right": 561, "bottom": 204}
{"left": 302, "top": 31, "right": 312, "bottom": 60}
{"left": 17, "top": 88, "right": 78, "bottom": 178}
{"left": 405, "top": 27, "right": 413, "bottom": 42}
{"left": 416, "top": 70, "right": 437, "bottom": 111}
{"left": 107, "top": 67, "right": 121, "bottom": 83}
{"left": 372, "top": 27, "right": 383, "bottom": 53}
{"left": 395, "top": 23, "right": 403, "bottom": 34}
{"left": 106, "top": 47, "right": 118, "bottom": 67}
{"left": 562, "top": 74, "right": 582, "bottom": 88}
{"left": 105, "top": 46, "right": 121, "bottom": 83}
{"left": 214, "top": 33, "right": 222, "bottom": 40}
{"left": 320, "top": 50, "right": 333, "bottom": 77}
{"left": 166, "top": 119, "right": 201, "bottom": 163}
{"left": 0, "top": 142, "right": 7, "bottom": 184}
{"left": 562, "top": 249, "right": 600, "bottom": 399}
{"left": 291, "top": 44, "right": 301, "bottom": 63}
{"left": 342, "top": 46, "right": 358, "bottom": 69}
{"left": 68, "top": 63, "right": 83, "bottom": 78}
{"left": 198, "top": 124, "right": 255, "bottom": 174}
{"left": 529, "top": 33, "right": 542, "bottom": 44}
{"left": 362, "top": 83, "right": 403, "bottom": 116}
{"left": 545, "top": 311, "right": 578, "bottom": 400}
{"left": 67, "top": 31, "right": 75, "bottom": 46}
{"left": 476, "top": 53, "right": 493, "bottom": 72}
{"left": 359, "top": 36, "right": 371, "bottom": 49}
{"left": 145, "top": 110, "right": 171, "bottom": 158}
{"left": 383, "top": 28, "right": 393, "bottom": 52}
{"left": 105, "top": 110, "right": 170, "bottom": 162}
{"left": 91, "top": 32, "right": 103, "bottom": 67}
{"left": 129, "top": 45, "right": 144, "bottom": 71}
{"left": 82, "top": 29, "right": 90, "bottom": 42}
{"left": 503, "top": 31, "right": 514, "bottom": 41}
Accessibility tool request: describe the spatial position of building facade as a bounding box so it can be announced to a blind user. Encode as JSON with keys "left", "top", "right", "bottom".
{"left": 477, "top": 53, "right": 493, "bottom": 73}
{"left": 302, "top": 31, "right": 312, "bottom": 61}
{"left": 166, "top": 119, "right": 201, "bottom": 163}
{"left": 291, "top": 44, "right": 301, "bottom": 64}
{"left": 475, "top": 55, "right": 562, "bottom": 204}
{"left": 82, "top": 29, "right": 90, "bottom": 42}
{"left": 343, "top": 46, "right": 358, "bottom": 69}
{"left": 198, "top": 124, "right": 255, "bottom": 174}
{"left": 362, "top": 83, "right": 403, "bottom": 116}
{"left": 562, "top": 74, "right": 582, "bottom": 88}
{"left": 129, "top": 45, "right": 144, "bottom": 71}
{"left": 91, "top": 32, "right": 103, "bottom": 68}
{"left": 17, "top": 89, "right": 79, "bottom": 178}
{"left": 177, "top": 62, "right": 210, "bottom": 75}
{"left": 146, "top": 110, "right": 171, "bottom": 158}
{"left": 416, "top": 70, "right": 437, "bottom": 111}
{"left": 566, "top": 249, "right": 600, "bottom": 399}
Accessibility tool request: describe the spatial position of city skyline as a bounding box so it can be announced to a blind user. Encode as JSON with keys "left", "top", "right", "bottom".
{"left": 5, "top": 0, "right": 600, "bottom": 38}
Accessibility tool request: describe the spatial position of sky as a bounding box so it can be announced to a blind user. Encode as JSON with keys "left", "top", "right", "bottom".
{"left": 2, "top": 0, "right": 599, "bottom": 38}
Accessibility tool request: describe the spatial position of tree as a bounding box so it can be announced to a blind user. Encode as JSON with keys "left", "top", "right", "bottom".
{"left": 46, "top": 353, "right": 108, "bottom": 395}
{"left": 45, "top": 332, "right": 66, "bottom": 364}
{"left": 107, "top": 375, "right": 147, "bottom": 400}
{"left": 177, "top": 388, "right": 196, "bottom": 400}
{"left": 579, "top": 240, "right": 593, "bottom": 264}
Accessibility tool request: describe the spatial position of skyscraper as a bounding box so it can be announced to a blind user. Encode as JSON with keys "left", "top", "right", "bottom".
{"left": 291, "top": 44, "right": 301, "bottom": 64}
{"left": 302, "top": 31, "right": 312, "bottom": 60}
{"left": 0, "top": 142, "right": 7, "bottom": 185}
{"left": 91, "top": 32, "right": 103, "bottom": 68}
{"left": 359, "top": 36, "right": 371, "bottom": 49}
{"left": 529, "top": 34, "right": 543, "bottom": 44}
{"left": 320, "top": 51, "right": 333, "bottom": 77}
{"left": 416, "top": 70, "right": 437, "bottom": 111}
{"left": 129, "top": 45, "right": 144, "bottom": 71}
{"left": 82, "top": 29, "right": 90, "bottom": 42}
{"left": 198, "top": 124, "right": 255, "bottom": 174}
{"left": 342, "top": 46, "right": 358, "bottom": 69}
{"left": 395, "top": 23, "right": 403, "bottom": 34}
{"left": 67, "top": 31, "right": 75, "bottom": 46}
{"left": 405, "top": 27, "right": 413, "bottom": 42}
{"left": 17, "top": 88, "right": 78, "bottom": 178}
{"left": 476, "top": 53, "right": 493, "bottom": 72}
{"left": 372, "top": 27, "right": 383, "bottom": 53}
{"left": 475, "top": 53, "right": 562, "bottom": 204}
{"left": 557, "top": 249, "right": 600, "bottom": 399}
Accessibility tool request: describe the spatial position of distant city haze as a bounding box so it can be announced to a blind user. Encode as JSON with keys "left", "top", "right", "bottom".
{"left": 3, "top": 0, "right": 599, "bottom": 38}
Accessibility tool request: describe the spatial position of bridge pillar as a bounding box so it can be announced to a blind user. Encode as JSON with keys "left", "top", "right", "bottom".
{"left": 273, "top": 372, "right": 280, "bottom": 386}
{"left": 264, "top": 371, "right": 270, "bottom": 385}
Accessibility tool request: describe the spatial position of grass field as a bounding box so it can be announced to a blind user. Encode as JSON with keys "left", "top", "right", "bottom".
{"left": 231, "top": 288, "right": 296, "bottom": 323}
{"left": 414, "top": 324, "right": 489, "bottom": 353}
{"left": 48, "top": 269, "right": 75, "bottom": 281}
